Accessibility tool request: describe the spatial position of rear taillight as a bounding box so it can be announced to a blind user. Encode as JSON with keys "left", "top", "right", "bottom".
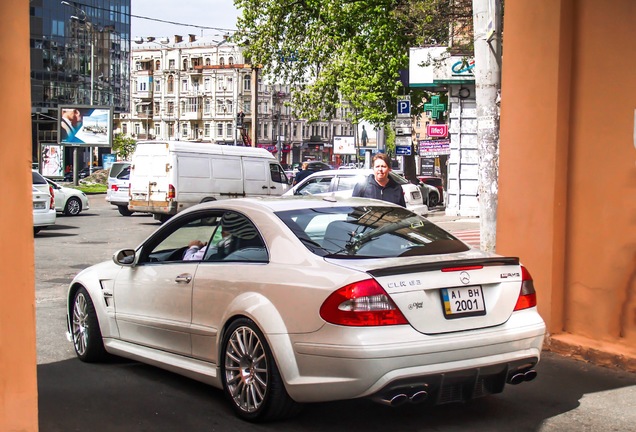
{"left": 514, "top": 266, "right": 537, "bottom": 311}
{"left": 167, "top": 184, "right": 176, "bottom": 199}
{"left": 111, "top": 184, "right": 119, "bottom": 191}
{"left": 319, "top": 279, "right": 408, "bottom": 326}
{"left": 48, "top": 185, "right": 55, "bottom": 209}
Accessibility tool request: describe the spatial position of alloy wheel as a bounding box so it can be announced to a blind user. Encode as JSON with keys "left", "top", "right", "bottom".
{"left": 72, "top": 292, "right": 89, "bottom": 356}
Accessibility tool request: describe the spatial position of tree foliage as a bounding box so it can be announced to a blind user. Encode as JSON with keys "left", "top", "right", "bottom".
{"left": 112, "top": 134, "right": 137, "bottom": 160}
{"left": 234, "top": 0, "right": 473, "bottom": 127}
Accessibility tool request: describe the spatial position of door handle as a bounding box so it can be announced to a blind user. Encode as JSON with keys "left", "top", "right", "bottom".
{"left": 175, "top": 273, "right": 192, "bottom": 284}
{"left": 262, "top": 185, "right": 268, "bottom": 189}
{"left": 270, "top": 186, "right": 276, "bottom": 189}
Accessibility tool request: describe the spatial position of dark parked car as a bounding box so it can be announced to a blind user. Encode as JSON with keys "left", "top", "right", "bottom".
{"left": 305, "top": 161, "right": 332, "bottom": 172}
{"left": 64, "top": 166, "right": 103, "bottom": 182}
{"left": 417, "top": 176, "right": 444, "bottom": 205}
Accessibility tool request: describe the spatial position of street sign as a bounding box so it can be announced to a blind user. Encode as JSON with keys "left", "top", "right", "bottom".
{"left": 397, "top": 95, "right": 411, "bottom": 118}
{"left": 395, "top": 127, "right": 412, "bottom": 136}
{"left": 395, "top": 145, "right": 412, "bottom": 156}
{"left": 395, "top": 118, "right": 410, "bottom": 128}
{"left": 395, "top": 136, "right": 411, "bottom": 147}
{"left": 427, "top": 124, "right": 448, "bottom": 137}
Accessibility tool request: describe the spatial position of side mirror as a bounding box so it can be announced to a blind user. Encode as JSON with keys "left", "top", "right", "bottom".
{"left": 113, "top": 248, "right": 136, "bottom": 266}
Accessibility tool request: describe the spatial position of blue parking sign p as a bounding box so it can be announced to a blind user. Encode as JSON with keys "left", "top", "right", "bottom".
{"left": 397, "top": 97, "right": 411, "bottom": 117}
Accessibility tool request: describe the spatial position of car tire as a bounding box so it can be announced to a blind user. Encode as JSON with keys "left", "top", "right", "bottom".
{"left": 33, "top": 227, "right": 41, "bottom": 235}
{"left": 64, "top": 197, "right": 82, "bottom": 216}
{"left": 428, "top": 192, "right": 439, "bottom": 207}
{"left": 221, "top": 318, "right": 301, "bottom": 422}
{"left": 117, "top": 205, "right": 133, "bottom": 216}
{"left": 71, "top": 287, "right": 108, "bottom": 362}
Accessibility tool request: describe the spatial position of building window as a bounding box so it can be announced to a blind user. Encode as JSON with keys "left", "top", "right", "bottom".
{"left": 217, "top": 99, "right": 224, "bottom": 114}
{"left": 217, "top": 123, "right": 223, "bottom": 137}
{"left": 155, "top": 79, "right": 161, "bottom": 92}
{"left": 169, "top": 59, "right": 175, "bottom": 69}
{"left": 134, "top": 123, "right": 140, "bottom": 136}
{"left": 204, "top": 99, "right": 211, "bottom": 114}
{"left": 229, "top": 56, "right": 234, "bottom": 65}
{"left": 219, "top": 57, "right": 225, "bottom": 66}
{"left": 122, "top": 124, "right": 128, "bottom": 135}
{"left": 226, "top": 123, "right": 232, "bottom": 137}
{"left": 243, "top": 74, "right": 251, "bottom": 91}
{"left": 182, "top": 80, "right": 188, "bottom": 91}
{"left": 217, "top": 77, "right": 224, "bottom": 91}
{"left": 227, "top": 77, "right": 233, "bottom": 91}
{"left": 154, "top": 102, "right": 160, "bottom": 114}
{"left": 204, "top": 78, "right": 210, "bottom": 91}
{"left": 167, "top": 101, "right": 174, "bottom": 114}
{"left": 154, "top": 124, "right": 161, "bottom": 137}
{"left": 182, "top": 123, "right": 188, "bottom": 138}
{"left": 205, "top": 57, "right": 211, "bottom": 66}
{"left": 155, "top": 60, "right": 160, "bottom": 70}
{"left": 226, "top": 100, "right": 232, "bottom": 114}
{"left": 168, "top": 76, "right": 174, "bottom": 93}
{"left": 139, "top": 81, "right": 147, "bottom": 91}
{"left": 180, "top": 101, "right": 185, "bottom": 114}
{"left": 182, "top": 59, "right": 187, "bottom": 70}
{"left": 204, "top": 123, "right": 210, "bottom": 137}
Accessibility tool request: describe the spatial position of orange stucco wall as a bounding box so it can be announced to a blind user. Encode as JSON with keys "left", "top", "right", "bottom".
{"left": 0, "top": 1, "right": 40, "bottom": 431}
{"left": 498, "top": 0, "right": 636, "bottom": 366}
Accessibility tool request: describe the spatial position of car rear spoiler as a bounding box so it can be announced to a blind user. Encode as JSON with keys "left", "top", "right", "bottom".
{"left": 367, "top": 257, "right": 520, "bottom": 278}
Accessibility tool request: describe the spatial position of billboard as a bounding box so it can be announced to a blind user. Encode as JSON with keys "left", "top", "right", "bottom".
{"left": 58, "top": 105, "right": 113, "bottom": 147}
{"left": 333, "top": 136, "right": 356, "bottom": 155}
{"left": 41, "top": 144, "right": 64, "bottom": 178}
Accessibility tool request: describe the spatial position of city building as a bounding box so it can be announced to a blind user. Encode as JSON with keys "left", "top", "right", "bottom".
{"left": 30, "top": 0, "right": 131, "bottom": 168}
{"left": 117, "top": 35, "right": 354, "bottom": 167}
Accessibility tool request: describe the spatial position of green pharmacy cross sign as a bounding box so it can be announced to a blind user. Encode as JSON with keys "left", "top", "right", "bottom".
{"left": 424, "top": 95, "right": 446, "bottom": 120}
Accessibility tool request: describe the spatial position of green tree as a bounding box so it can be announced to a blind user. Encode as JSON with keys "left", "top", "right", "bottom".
{"left": 112, "top": 134, "right": 137, "bottom": 160}
{"left": 235, "top": 0, "right": 472, "bottom": 177}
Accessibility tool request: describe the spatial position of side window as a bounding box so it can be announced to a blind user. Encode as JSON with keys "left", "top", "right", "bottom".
{"left": 295, "top": 176, "right": 334, "bottom": 195}
{"left": 204, "top": 212, "right": 267, "bottom": 262}
{"left": 143, "top": 214, "right": 220, "bottom": 263}
{"left": 269, "top": 163, "right": 287, "bottom": 184}
{"left": 335, "top": 175, "right": 363, "bottom": 191}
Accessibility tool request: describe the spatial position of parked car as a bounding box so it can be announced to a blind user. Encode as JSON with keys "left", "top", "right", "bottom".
{"left": 105, "top": 162, "right": 133, "bottom": 216}
{"left": 393, "top": 170, "right": 441, "bottom": 208}
{"left": 304, "top": 160, "right": 332, "bottom": 172}
{"left": 32, "top": 169, "right": 51, "bottom": 195}
{"left": 46, "top": 178, "right": 90, "bottom": 216}
{"left": 64, "top": 166, "right": 103, "bottom": 182}
{"left": 285, "top": 168, "right": 428, "bottom": 215}
{"left": 418, "top": 176, "right": 444, "bottom": 206}
{"left": 32, "top": 186, "right": 55, "bottom": 234}
{"left": 66, "top": 196, "right": 545, "bottom": 422}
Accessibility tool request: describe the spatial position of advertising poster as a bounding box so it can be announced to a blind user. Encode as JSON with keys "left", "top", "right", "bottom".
{"left": 333, "top": 136, "right": 355, "bottom": 155}
{"left": 41, "top": 144, "right": 64, "bottom": 178}
{"left": 58, "top": 105, "right": 113, "bottom": 146}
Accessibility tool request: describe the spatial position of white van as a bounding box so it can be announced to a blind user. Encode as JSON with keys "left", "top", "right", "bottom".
{"left": 128, "top": 141, "right": 290, "bottom": 221}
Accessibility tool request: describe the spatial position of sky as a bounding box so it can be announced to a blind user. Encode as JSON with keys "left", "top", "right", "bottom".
{"left": 131, "top": 0, "right": 240, "bottom": 40}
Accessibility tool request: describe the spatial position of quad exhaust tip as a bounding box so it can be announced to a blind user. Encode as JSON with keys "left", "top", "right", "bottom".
{"left": 376, "top": 389, "right": 429, "bottom": 407}
{"left": 508, "top": 369, "right": 538, "bottom": 385}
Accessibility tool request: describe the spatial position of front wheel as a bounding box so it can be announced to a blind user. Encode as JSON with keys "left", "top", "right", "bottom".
{"left": 71, "top": 287, "right": 107, "bottom": 362}
{"left": 221, "top": 318, "right": 301, "bottom": 422}
{"left": 64, "top": 197, "right": 82, "bottom": 215}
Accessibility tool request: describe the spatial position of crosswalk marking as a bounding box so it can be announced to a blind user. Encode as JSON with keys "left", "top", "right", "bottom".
{"left": 452, "top": 229, "right": 481, "bottom": 248}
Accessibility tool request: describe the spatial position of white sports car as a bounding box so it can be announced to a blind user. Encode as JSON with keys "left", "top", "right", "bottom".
{"left": 66, "top": 196, "right": 545, "bottom": 422}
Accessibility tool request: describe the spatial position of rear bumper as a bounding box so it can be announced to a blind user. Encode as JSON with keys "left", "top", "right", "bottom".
{"left": 34, "top": 209, "right": 56, "bottom": 227}
{"left": 128, "top": 200, "right": 177, "bottom": 215}
{"left": 275, "top": 310, "right": 545, "bottom": 403}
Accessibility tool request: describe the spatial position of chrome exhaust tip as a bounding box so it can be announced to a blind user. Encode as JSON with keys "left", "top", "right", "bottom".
{"left": 389, "top": 394, "right": 409, "bottom": 407}
{"left": 409, "top": 390, "right": 429, "bottom": 404}
{"left": 508, "top": 373, "right": 526, "bottom": 385}
{"left": 524, "top": 369, "right": 537, "bottom": 382}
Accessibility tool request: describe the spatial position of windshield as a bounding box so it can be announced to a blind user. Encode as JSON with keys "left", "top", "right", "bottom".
{"left": 389, "top": 172, "right": 409, "bottom": 184}
{"left": 276, "top": 206, "right": 470, "bottom": 258}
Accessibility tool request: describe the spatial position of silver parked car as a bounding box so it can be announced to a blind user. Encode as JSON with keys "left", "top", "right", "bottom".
{"left": 66, "top": 196, "right": 545, "bottom": 422}
{"left": 105, "top": 162, "right": 133, "bottom": 216}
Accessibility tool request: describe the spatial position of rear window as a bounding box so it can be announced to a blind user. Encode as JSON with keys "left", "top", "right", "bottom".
{"left": 109, "top": 163, "right": 130, "bottom": 179}
{"left": 117, "top": 166, "right": 130, "bottom": 180}
{"left": 276, "top": 205, "right": 469, "bottom": 258}
{"left": 32, "top": 171, "right": 47, "bottom": 185}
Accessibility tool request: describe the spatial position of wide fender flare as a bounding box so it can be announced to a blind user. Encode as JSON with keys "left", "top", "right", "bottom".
{"left": 220, "top": 291, "right": 301, "bottom": 384}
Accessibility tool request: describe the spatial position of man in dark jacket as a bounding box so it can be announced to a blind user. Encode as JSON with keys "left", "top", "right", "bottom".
{"left": 352, "top": 153, "right": 405, "bottom": 207}
{"left": 292, "top": 162, "right": 311, "bottom": 186}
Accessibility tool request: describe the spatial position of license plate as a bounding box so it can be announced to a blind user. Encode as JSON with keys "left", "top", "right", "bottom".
{"left": 440, "top": 286, "right": 486, "bottom": 319}
{"left": 33, "top": 202, "right": 46, "bottom": 210}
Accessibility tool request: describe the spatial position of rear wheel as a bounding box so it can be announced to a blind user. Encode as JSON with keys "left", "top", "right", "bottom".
{"left": 221, "top": 318, "right": 301, "bottom": 422}
{"left": 71, "top": 287, "right": 107, "bottom": 362}
{"left": 428, "top": 192, "right": 439, "bottom": 207}
{"left": 64, "top": 197, "right": 82, "bottom": 215}
{"left": 117, "top": 205, "right": 133, "bottom": 216}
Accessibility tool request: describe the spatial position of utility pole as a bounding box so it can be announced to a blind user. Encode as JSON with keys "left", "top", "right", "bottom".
{"left": 472, "top": 0, "right": 502, "bottom": 252}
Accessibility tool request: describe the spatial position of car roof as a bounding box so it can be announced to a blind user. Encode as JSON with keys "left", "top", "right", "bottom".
{"left": 179, "top": 195, "right": 400, "bottom": 216}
